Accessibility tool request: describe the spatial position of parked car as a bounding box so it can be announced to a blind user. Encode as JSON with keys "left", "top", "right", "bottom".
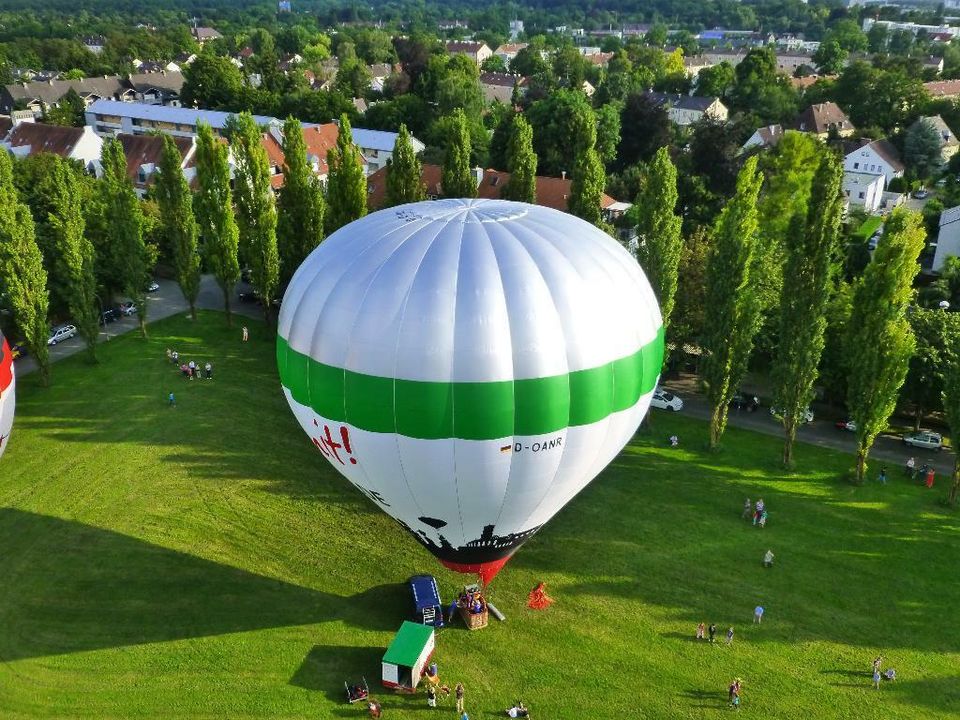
{"left": 729, "top": 392, "right": 760, "bottom": 412}
{"left": 240, "top": 268, "right": 252, "bottom": 283}
{"left": 238, "top": 290, "right": 260, "bottom": 304}
{"left": 913, "top": 188, "right": 930, "bottom": 199}
{"left": 146, "top": 281, "right": 160, "bottom": 292}
{"left": 903, "top": 431, "right": 943, "bottom": 451}
{"left": 10, "top": 342, "right": 27, "bottom": 360}
{"left": 835, "top": 420, "right": 857, "bottom": 432}
{"left": 650, "top": 388, "right": 684, "bottom": 412}
{"left": 408, "top": 574, "right": 444, "bottom": 627}
{"left": 99, "top": 308, "right": 119, "bottom": 326}
{"left": 117, "top": 301, "right": 136, "bottom": 316}
{"left": 770, "top": 406, "right": 814, "bottom": 423}
{"left": 47, "top": 324, "right": 77, "bottom": 345}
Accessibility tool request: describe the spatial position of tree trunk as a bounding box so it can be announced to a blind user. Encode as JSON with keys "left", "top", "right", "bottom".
{"left": 854, "top": 445, "right": 868, "bottom": 485}
{"left": 223, "top": 288, "right": 233, "bottom": 327}
{"left": 86, "top": 340, "right": 97, "bottom": 364}
{"left": 190, "top": 301, "right": 197, "bottom": 322}
{"left": 949, "top": 456, "right": 960, "bottom": 506}
{"left": 38, "top": 359, "right": 49, "bottom": 387}
{"left": 914, "top": 406, "right": 922, "bottom": 432}
{"left": 709, "top": 402, "right": 727, "bottom": 449}
{"left": 138, "top": 315, "right": 147, "bottom": 339}
{"left": 262, "top": 298, "right": 272, "bottom": 328}
{"left": 782, "top": 416, "right": 797, "bottom": 469}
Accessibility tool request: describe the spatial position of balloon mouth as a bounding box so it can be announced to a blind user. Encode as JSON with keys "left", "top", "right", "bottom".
{"left": 439, "top": 557, "right": 512, "bottom": 585}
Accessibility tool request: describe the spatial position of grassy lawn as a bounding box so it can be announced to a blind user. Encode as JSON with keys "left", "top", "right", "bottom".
{"left": 1, "top": 312, "right": 958, "bottom": 719}
{"left": 853, "top": 216, "right": 883, "bottom": 242}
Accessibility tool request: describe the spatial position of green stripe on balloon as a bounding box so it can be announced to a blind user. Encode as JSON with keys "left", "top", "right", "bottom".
{"left": 276, "top": 325, "right": 664, "bottom": 440}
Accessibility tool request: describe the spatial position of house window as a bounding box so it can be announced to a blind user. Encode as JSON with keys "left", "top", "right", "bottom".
{"left": 858, "top": 192, "right": 865, "bottom": 199}
{"left": 854, "top": 162, "right": 859, "bottom": 169}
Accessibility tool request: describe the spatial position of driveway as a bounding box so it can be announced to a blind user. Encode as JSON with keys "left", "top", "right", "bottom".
{"left": 658, "top": 381, "right": 955, "bottom": 475}
{"left": 14, "top": 275, "right": 264, "bottom": 376}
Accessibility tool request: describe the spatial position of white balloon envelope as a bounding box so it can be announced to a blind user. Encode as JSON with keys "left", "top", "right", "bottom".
{"left": 277, "top": 199, "right": 663, "bottom": 582}
{"left": 0, "top": 330, "right": 14, "bottom": 460}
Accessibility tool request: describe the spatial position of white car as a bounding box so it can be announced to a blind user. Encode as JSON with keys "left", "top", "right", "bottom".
{"left": 47, "top": 325, "right": 77, "bottom": 345}
{"left": 770, "top": 406, "right": 814, "bottom": 423}
{"left": 651, "top": 388, "right": 683, "bottom": 412}
{"left": 903, "top": 431, "right": 943, "bottom": 451}
{"left": 118, "top": 301, "right": 137, "bottom": 316}
{"left": 146, "top": 281, "right": 160, "bottom": 292}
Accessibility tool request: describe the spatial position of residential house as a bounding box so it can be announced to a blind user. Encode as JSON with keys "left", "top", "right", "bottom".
{"left": 191, "top": 27, "right": 222, "bottom": 44}
{"left": 368, "top": 63, "right": 395, "bottom": 93}
{"left": 116, "top": 132, "right": 196, "bottom": 196}
{"left": 1, "top": 72, "right": 184, "bottom": 117}
{"left": 581, "top": 79, "right": 596, "bottom": 98}
{"left": 365, "top": 163, "right": 626, "bottom": 223}
{"left": 790, "top": 74, "right": 835, "bottom": 90}
{"left": 494, "top": 43, "right": 528, "bottom": 66}
{"left": 3, "top": 122, "right": 103, "bottom": 173}
{"left": 438, "top": 19, "right": 468, "bottom": 31}
{"left": 479, "top": 72, "right": 526, "bottom": 104}
{"left": 793, "top": 102, "right": 855, "bottom": 138}
{"left": 509, "top": 20, "right": 524, "bottom": 40}
{"left": 923, "top": 56, "right": 945, "bottom": 75}
{"left": 82, "top": 36, "right": 106, "bottom": 54}
{"left": 445, "top": 41, "right": 492, "bottom": 67}
{"left": 911, "top": 115, "right": 959, "bottom": 164}
{"left": 842, "top": 171, "right": 885, "bottom": 213}
{"left": 741, "top": 124, "right": 784, "bottom": 152}
{"left": 581, "top": 52, "right": 614, "bottom": 68}
{"left": 644, "top": 91, "right": 729, "bottom": 126}
{"left": 933, "top": 205, "right": 960, "bottom": 271}
{"left": 923, "top": 79, "right": 960, "bottom": 99}
{"left": 842, "top": 138, "right": 904, "bottom": 187}
{"left": 85, "top": 100, "right": 280, "bottom": 138}
{"left": 684, "top": 56, "right": 715, "bottom": 78}
{"left": 775, "top": 52, "right": 817, "bottom": 75}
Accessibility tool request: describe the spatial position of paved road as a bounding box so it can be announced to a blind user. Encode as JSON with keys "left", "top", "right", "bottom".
{"left": 14, "top": 275, "right": 263, "bottom": 376}
{"left": 658, "top": 382, "right": 955, "bottom": 475}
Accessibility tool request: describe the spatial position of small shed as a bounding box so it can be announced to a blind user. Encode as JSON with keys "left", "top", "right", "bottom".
{"left": 409, "top": 574, "right": 444, "bottom": 627}
{"left": 381, "top": 621, "right": 435, "bottom": 691}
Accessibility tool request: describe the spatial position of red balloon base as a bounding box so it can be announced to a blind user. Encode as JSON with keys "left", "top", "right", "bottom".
{"left": 439, "top": 556, "right": 511, "bottom": 585}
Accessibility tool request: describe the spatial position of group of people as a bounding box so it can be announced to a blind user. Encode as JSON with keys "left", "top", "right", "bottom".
{"left": 742, "top": 498, "right": 768, "bottom": 528}
{"left": 872, "top": 656, "right": 896, "bottom": 689}
{"left": 167, "top": 349, "right": 213, "bottom": 381}
{"left": 695, "top": 622, "right": 735, "bottom": 645}
{"left": 905, "top": 457, "right": 937, "bottom": 488}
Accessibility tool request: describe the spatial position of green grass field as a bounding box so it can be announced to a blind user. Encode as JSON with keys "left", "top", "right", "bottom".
{"left": 1, "top": 312, "right": 958, "bottom": 719}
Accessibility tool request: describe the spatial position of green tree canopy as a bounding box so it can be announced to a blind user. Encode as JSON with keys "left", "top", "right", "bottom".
{"left": 440, "top": 108, "right": 477, "bottom": 199}
{"left": 324, "top": 114, "right": 368, "bottom": 233}
{"left": 385, "top": 123, "right": 426, "bottom": 208}
{"left": 502, "top": 113, "right": 537, "bottom": 204}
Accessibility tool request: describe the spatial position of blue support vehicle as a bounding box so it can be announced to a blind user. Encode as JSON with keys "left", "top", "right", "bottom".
{"left": 408, "top": 574, "right": 444, "bottom": 627}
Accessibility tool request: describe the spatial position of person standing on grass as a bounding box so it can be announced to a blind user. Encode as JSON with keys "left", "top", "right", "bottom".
{"left": 426, "top": 685, "right": 437, "bottom": 708}
{"left": 168, "top": 391, "right": 175, "bottom": 407}
{"left": 873, "top": 656, "right": 883, "bottom": 673}
{"left": 696, "top": 622, "right": 705, "bottom": 640}
{"left": 906, "top": 457, "right": 916, "bottom": 478}
{"left": 763, "top": 549, "right": 775, "bottom": 568}
{"left": 742, "top": 498, "right": 752, "bottom": 519}
{"left": 726, "top": 627, "right": 735, "bottom": 645}
{"left": 709, "top": 623, "right": 717, "bottom": 643}
{"left": 205, "top": 362, "right": 212, "bottom": 379}
{"left": 242, "top": 325, "right": 249, "bottom": 342}
{"left": 455, "top": 682, "right": 465, "bottom": 714}
{"left": 754, "top": 606, "right": 764, "bottom": 623}
{"left": 879, "top": 466, "right": 887, "bottom": 484}
{"left": 873, "top": 668, "right": 881, "bottom": 689}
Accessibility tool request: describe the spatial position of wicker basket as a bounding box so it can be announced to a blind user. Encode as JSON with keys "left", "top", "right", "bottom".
{"left": 458, "top": 603, "right": 489, "bottom": 630}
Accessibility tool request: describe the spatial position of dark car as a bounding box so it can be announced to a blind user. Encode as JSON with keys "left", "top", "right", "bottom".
{"left": 238, "top": 290, "right": 261, "bottom": 304}
{"left": 99, "top": 308, "right": 119, "bottom": 326}
{"left": 729, "top": 392, "right": 760, "bottom": 412}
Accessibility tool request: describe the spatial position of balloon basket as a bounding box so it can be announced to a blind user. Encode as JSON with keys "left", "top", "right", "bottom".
{"left": 456, "top": 583, "right": 489, "bottom": 630}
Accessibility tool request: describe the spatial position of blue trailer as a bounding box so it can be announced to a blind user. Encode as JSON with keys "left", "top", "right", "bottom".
{"left": 409, "top": 574, "right": 444, "bottom": 627}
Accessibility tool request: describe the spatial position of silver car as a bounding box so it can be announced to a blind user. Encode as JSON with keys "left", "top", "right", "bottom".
{"left": 47, "top": 324, "right": 77, "bottom": 345}
{"left": 903, "top": 431, "right": 943, "bottom": 451}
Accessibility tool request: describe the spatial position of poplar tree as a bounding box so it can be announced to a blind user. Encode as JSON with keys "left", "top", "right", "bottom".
{"left": 155, "top": 135, "right": 200, "bottom": 320}
{"left": 846, "top": 209, "right": 926, "bottom": 484}
{"left": 441, "top": 108, "right": 477, "bottom": 199}
{"left": 49, "top": 160, "right": 98, "bottom": 361}
{"left": 101, "top": 138, "right": 151, "bottom": 338}
{"left": 771, "top": 153, "right": 844, "bottom": 467}
{"left": 325, "top": 114, "right": 368, "bottom": 234}
{"left": 634, "top": 145, "right": 682, "bottom": 362}
{"left": 701, "top": 156, "right": 764, "bottom": 449}
{"left": 567, "top": 110, "right": 605, "bottom": 226}
{"left": 943, "top": 344, "right": 960, "bottom": 505}
{"left": 194, "top": 122, "right": 240, "bottom": 326}
{"left": 230, "top": 112, "right": 279, "bottom": 325}
{"left": 385, "top": 123, "right": 426, "bottom": 207}
{"left": 0, "top": 150, "right": 50, "bottom": 384}
{"left": 277, "top": 116, "right": 326, "bottom": 285}
{"left": 502, "top": 113, "right": 537, "bottom": 203}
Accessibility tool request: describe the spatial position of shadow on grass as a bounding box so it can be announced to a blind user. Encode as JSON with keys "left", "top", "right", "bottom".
{"left": 679, "top": 688, "right": 728, "bottom": 712}
{"left": 890, "top": 676, "right": 960, "bottom": 713}
{"left": 0, "top": 509, "right": 407, "bottom": 662}
{"left": 290, "top": 644, "right": 383, "bottom": 699}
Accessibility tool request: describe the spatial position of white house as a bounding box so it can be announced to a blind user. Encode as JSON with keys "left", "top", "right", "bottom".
{"left": 742, "top": 124, "right": 784, "bottom": 152}
{"left": 933, "top": 205, "right": 960, "bottom": 271}
{"left": 3, "top": 122, "right": 103, "bottom": 174}
{"left": 911, "top": 115, "right": 959, "bottom": 164}
{"left": 842, "top": 171, "right": 885, "bottom": 213}
{"left": 842, "top": 138, "right": 904, "bottom": 188}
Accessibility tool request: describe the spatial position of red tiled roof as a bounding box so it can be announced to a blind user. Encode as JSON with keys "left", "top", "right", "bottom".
{"left": 794, "top": 102, "right": 853, "bottom": 135}
{"left": 117, "top": 132, "right": 192, "bottom": 187}
{"left": 260, "top": 123, "right": 345, "bottom": 188}
{"left": 366, "top": 163, "right": 616, "bottom": 213}
{"left": 6, "top": 122, "right": 84, "bottom": 157}
{"left": 924, "top": 79, "right": 960, "bottom": 97}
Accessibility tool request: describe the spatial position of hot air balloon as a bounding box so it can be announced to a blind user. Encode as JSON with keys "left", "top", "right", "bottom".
{"left": 0, "top": 330, "right": 15, "bottom": 459}
{"left": 277, "top": 199, "right": 663, "bottom": 583}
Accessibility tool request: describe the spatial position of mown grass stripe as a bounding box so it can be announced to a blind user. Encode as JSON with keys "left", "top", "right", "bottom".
{"left": 277, "top": 326, "right": 664, "bottom": 440}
